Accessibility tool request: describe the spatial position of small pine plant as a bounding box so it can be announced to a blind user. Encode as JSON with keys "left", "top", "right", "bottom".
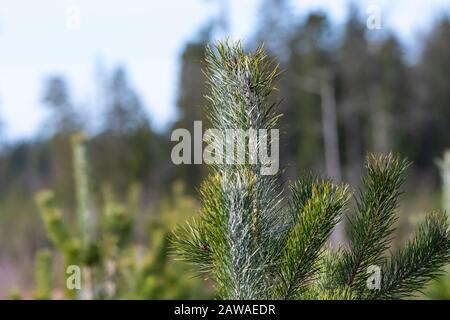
{"left": 35, "top": 135, "right": 208, "bottom": 299}
{"left": 172, "top": 41, "right": 450, "bottom": 300}
{"left": 35, "top": 134, "right": 113, "bottom": 299}
{"left": 133, "top": 182, "right": 211, "bottom": 299}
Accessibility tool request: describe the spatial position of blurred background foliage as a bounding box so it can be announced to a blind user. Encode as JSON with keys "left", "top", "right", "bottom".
{"left": 19, "top": 135, "right": 210, "bottom": 299}
{"left": 1, "top": 0, "right": 450, "bottom": 298}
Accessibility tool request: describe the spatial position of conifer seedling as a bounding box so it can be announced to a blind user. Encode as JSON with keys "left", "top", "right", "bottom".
{"left": 172, "top": 41, "right": 450, "bottom": 300}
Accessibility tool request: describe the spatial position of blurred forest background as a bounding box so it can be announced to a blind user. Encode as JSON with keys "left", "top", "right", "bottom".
{"left": 1, "top": 0, "right": 450, "bottom": 298}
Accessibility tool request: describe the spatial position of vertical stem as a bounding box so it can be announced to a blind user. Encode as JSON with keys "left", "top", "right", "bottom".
{"left": 72, "top": 133, "right": 94, "bottom": 243}
{"left": 295, "top": 74, "right": 344, "bottom": 246}
{"left": 320, "top": 81, "right": 344, "bottom": 247}
{"left": 369, "top": 84, "right": 389, "bottom": 153}
{"left": 72, "top": 133, "right": 95, "bottom": 299}
{"left": 438, "top": 150, "right": 450, "bottom": 215}
{"left": 320, "top": 81, "right": 342, "bottom": 183}
{"left": 34, "top": 250, "right": 53, "bottom": 299}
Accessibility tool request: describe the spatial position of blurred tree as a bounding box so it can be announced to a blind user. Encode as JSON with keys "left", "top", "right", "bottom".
{"left": 412, "top": 18, "right": 450, "bottom": 169}
{"left": 91, "top": 66, "right": 166, "bottom": 195}
{"left": 367, "top": 35, "right": 409, "bottom": 155}
{"left": 102, "top": 67, "right": 148, "bottom": 135}
{"left": 42, "top": 76, "right": 81, "bottom": 135}
{"left": 335, "top": 8, "right": 413, "bottom": 187}
{"left": 170, "top": 26, "right": 213, "bottom": 193}
{"left": 281, "top": 12, "right": 334, "bottom": 178}
{"left": 42, "top": 75, "right": 81, "bottom": 210}
{"left": 0, "top": 140, "right": 51, "bottom": 259}
{"left": 336, "top": 7, "right": 371, "bottom": 187}
{"left": 255, "top": 0, "right": 293, "bottom": 59}
{"left": 255, "top": 10, "right": 337, "bottom": 183}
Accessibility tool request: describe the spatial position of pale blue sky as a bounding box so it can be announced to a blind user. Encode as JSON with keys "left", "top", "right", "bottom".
{"left": 0, "top": 0, "right": 449, "bottom": 141}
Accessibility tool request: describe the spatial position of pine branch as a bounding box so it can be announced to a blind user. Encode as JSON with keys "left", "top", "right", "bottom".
{"left": 372, "top": 211, "right": 450, "bottom": 299}
{"left": 340, "top": 154, "right": 410, "bottom": 292}
{"left": 170, "top": 215, "right": 212, "bottom": 274}
{"left": 35, "top": 190, "right": 80, "bottom": 299}
{"left": 277, "top": 179, "right": 349, "bottom": 299}
{"left": 204, "top": 41, "right": 281, "bottom": 132}
{"left": 35, "top": 191, "right": 76, "bottom": 252}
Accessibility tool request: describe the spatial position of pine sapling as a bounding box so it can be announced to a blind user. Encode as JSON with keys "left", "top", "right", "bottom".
{"left": 172, "top": 41, "right": 450, "bottom": 300}
{"left": 35, "top": 136, "right": 209, "bottom": 299}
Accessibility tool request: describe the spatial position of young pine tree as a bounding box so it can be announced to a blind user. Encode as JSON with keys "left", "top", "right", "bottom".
{"left": 35, "top": 134, "right": 209, "bottom": 299}
{"left": 172, "top": 41, "right": 450, "bottom": 300}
